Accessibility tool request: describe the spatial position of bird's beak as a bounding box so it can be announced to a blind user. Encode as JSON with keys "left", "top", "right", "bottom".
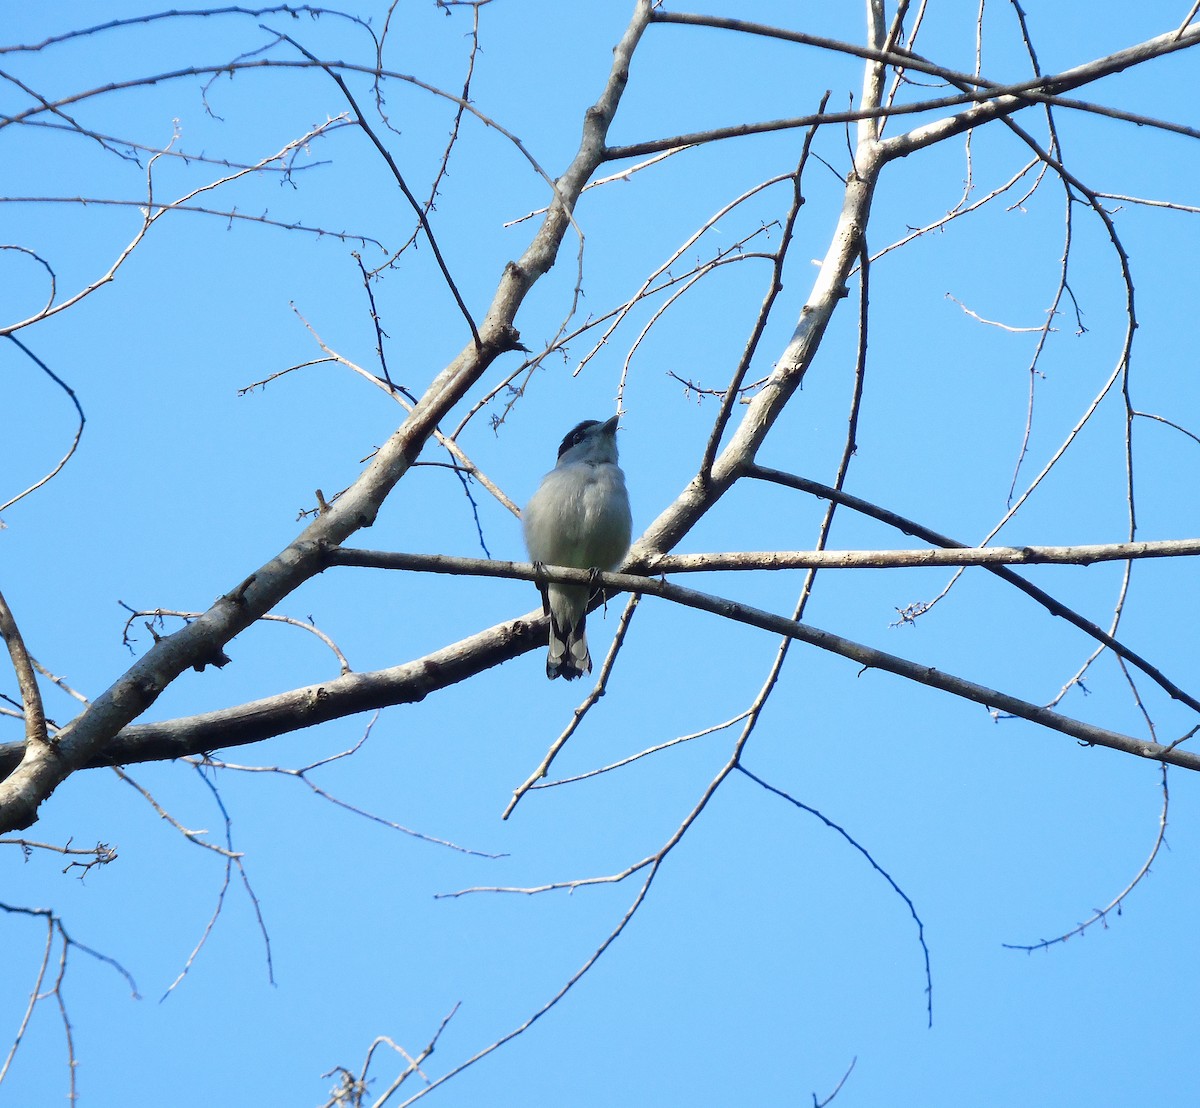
{"left": 600, "top": 414, "right": 621, "bottom": 435}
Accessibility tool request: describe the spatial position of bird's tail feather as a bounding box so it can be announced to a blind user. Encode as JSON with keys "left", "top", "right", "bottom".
{"left": 547, "top": 610, "right": 589, "bottom": 680}
{"left": 546, "top": 588, "right": 590, "bottom": 680}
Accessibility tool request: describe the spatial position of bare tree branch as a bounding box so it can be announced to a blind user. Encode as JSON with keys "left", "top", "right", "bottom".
{"left": 0, "top": 591, "right": 48, "bottom": 751}
{"left": 3, "top": 555, "right": 1195, "bottom": 778}
{"left": 746, "top": 467, "right": 1200, "bottom": 716}
{"left": 880, "top": 22, "right": 1200, "bottom": 158}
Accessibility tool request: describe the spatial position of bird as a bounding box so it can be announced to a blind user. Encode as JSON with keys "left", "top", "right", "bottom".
{"left": 523, "top": 415, "right": 632, "bottom": 680}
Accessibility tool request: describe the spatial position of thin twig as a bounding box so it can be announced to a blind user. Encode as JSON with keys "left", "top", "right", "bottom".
{"left": 1003, "top": 764, "right": 1169, "bottom": 951}
{"left": 531, "top": 711, "right": 752, "bottom": 791}
{"left": 739, "top": 765, "right": 932, "bottom": 1026}
{"left": 192, "top": 715, "right": 506, "bottom": 858}
{"left": 0, "top": 337, "right": 86, "bottom": 514}
{"left": 503, "top": 594, "right": 641, "bottom": 819}
{"left": 276, "top": 31, "right": 480, "bottom": 345}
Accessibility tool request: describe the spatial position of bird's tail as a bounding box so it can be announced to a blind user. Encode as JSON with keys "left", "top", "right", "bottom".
{"left": 546, "top": 585, "right": 591, "bottom": 680}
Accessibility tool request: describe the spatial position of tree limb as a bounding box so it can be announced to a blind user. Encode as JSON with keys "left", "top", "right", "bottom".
{"left": 3, "top": 562, "right": 1195, "bottom": 778}
{"left": 0, "top": 592, "right": 48, "bottom": 751}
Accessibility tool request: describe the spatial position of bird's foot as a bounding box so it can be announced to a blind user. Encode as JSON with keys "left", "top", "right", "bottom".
{"left": 587, "top": 566, "right": 607, "bottom": 609}
{"left": 531, "top": 559, "right": 551, "bottom": 615}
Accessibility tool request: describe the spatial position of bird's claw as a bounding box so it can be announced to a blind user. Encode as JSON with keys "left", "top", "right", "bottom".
{"left": 531, "top": 559, "right": 550, "bottom": 615}
{"left": 587, "top": 566, "right": 606, "bottom": 608}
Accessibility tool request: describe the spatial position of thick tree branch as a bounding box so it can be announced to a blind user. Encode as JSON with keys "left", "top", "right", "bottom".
{"left": 0, "top": 592, "right": 48, "bottom": 751}
{"left": 3, "top": 558, "right": 1195, "bottom": 777}
{"left": 607, "top": 20, "right": 1200, "bottom": 161}
{"left": 881, "top": 22, "right": 1200, "bottom": 158}
{"left": 325, "top": 542, "right": 1200, "bottom": 576}
{"left": 650, "top": 10, "right": 1200, "bottom": 140}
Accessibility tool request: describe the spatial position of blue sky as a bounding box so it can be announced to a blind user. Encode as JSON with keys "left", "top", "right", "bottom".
{"left": 3, "top": 2, "right": 1200, "bottom": 1105}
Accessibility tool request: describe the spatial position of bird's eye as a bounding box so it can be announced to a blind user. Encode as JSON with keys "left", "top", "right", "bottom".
{"left": 557, "top": 420, "right": 600, "bottom": 459}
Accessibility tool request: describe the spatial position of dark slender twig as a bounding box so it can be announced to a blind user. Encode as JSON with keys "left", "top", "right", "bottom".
{"left": 193, "top": 764, "right": 275, "bottom": 984}
{"left": 745, "top": 467, "right": 1200, "bottom": 717}
{"left": 1, "top": 336, "right": 86, "bottom": 514}
{"left": 274, "top": 31, "right": 481, "bottom": 347}
{"left": 370, "top": 1, "right": 482, "bottom": 273}
{"left": 16, "top": 116, "right": 339, "bottom": 172}
{"left": 0, "top": 194, "right": 381, "bottom": 247}
{"left": 353, "top": 253, "right": 398, "bottom": 393}
{"left": 1, "top": 6, "right": 378, "bottom": 57}
{"left": 1003, "top": 764, "right": 1169, "bottom": 951}
{"left": 737, "top": 765, "right": 932, "bottom": 1027}
{"left": 813, "top": 1056, "right": 858, "bottom": 1108}
{"left": 503, "top": 594, "right": 641, "bottom": 820}
{"left": 192, "top": 715, "right": 506, "bottom": 858}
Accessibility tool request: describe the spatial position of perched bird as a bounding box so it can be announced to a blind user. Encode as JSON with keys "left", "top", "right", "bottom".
{"left": 523, "top": 415, "right": 632, "bottom": 680}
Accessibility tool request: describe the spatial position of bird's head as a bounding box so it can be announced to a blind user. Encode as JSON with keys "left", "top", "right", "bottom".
{"left": 556, "top": 414, "right": 621, "bottom": 466}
